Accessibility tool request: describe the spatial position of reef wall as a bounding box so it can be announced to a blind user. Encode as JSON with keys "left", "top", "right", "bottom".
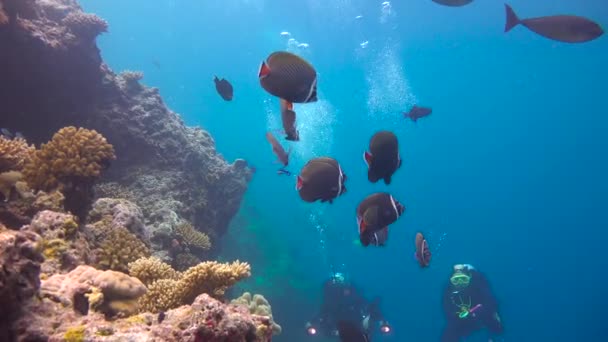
{"left": 0, "top": 0, "right": 253, "bottom": 254}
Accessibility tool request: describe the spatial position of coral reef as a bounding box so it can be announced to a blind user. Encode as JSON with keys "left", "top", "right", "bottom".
{"left": 231, "top": 292, "right": 282, "bottom": 335}
{"left": 22, "top": 210, "right": 91, "bottom": 275}
{"left": 0, "top": 228, "right": 43, "bottom": 341}
{"left": 0, "top": 0, "right": 253, "bottom": 256}
{"left": 40, "top": 265, "right": 147, "bottom": 317}
{"left": 15, "top": 293, "right": 273, "bottom": 341}
{"left": 87, "top": 197, "right": 149, "bottom": 242}
{"left": 0, "top": 136, "right": 34, "bottom": 172}
{"left": 129, "top": 256, "right": 251, "bottom": 313}
{"left": 0, "top": 181, "right": 65, "bottom": 230}
{"left": 95, "top": 226, "right": 150, "bottom": 272}
{"left": 23, "top": 126, "right": 115, "bottom": 219}
{"left": 175, "top": 221, "right": 212, "bottom": 251}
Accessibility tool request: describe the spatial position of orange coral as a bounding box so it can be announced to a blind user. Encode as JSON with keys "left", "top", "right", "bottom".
{"left": 0, "top": 136, "right": 34, "bottom": 173}
{"left": 23, "top": 127, "right": 115, "bottom": 191}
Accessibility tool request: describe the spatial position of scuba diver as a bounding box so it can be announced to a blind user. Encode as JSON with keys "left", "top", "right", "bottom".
{"left": 441, "top": 264, "right": 504, "bottom": 342}
{"left": 305, "top": 273, "right": 392, "bottom": 340}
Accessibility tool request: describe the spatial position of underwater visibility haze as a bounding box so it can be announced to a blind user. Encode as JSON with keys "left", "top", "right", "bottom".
{"left": 1, "top": 0, "right": 607, "bottom": 341}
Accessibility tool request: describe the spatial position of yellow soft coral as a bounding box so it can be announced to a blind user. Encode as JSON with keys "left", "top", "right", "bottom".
{"left": 23, "top": 126, "right": 115, "bottom": 191}
{"left": 133, "top": 257, "right": 251, "bottom": 313}
{"left": 96, "top": 227, "right": 150, "bottom": 272}
{"left": 0, "top": 136, "right": 34, "bottom": 173}
{"left": 175, "top": 222, "right": 211, "bottom": 251}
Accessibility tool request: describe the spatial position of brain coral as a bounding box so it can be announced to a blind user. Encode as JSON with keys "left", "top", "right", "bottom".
{"left": 0, "top": 136, "right": 34, "bottom": 173}
{"left": 23, "top": 126, "right": 115, "bottom": 191}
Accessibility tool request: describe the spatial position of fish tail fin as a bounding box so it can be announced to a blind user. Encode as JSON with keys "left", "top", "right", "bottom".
{"left": 384, "top": 176, "right": 392, "bottom": 185}
{"left": 504, "top": 4, "right": 520, "bottom": 33}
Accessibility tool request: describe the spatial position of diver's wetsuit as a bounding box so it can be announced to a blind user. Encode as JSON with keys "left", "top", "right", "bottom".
{"left": 441, "top": 269, "right": 503, "bottom": 342}
{"left": 310, "top": 279, "right": 384, "bottom": 337}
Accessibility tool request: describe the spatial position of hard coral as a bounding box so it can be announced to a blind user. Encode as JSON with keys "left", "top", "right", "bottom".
{"left": 96, "top": 226, "right": 150, "bottom": 272}
{"left": 231, "top": 292, "right": 282, "bottom": 336}
{"left": 23, "top": 126, "right": 115, "bottom": 219}
{"left": 127, "top": 256, "right": 179, "bottom": 286}
{"left": 0, "top": 136, "right": 34, "bottom": 173}
{"left": 24, "top": 126, "right": 115, "bottom": 192}
{"left": 175, "top": 221, "right": 211, "bottom": 251}
{"left": 41, "top": 265, "right": 147, "bottom": 318}
{"left": 131, "top": 257, "right": 251, "bottom": 313}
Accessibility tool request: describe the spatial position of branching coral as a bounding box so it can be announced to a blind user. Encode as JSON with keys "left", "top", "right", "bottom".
{"left": 127, "top": 256, "right": 179, "bottom": 286}
{"left": 175, "top": 222, "right": 211, "bottom": 251}
{"left": 23, "top": 127, "right": 115, "bottom": 192}
{"left": 131, "top": 257, "right": 251, "bottom": 313}
{"left": 0, "top": 136, "right": 34, "bottom": 173}
{"left": 231, "top": 292, "right": 282, "bottom": 336}
{"left": 96, "top": 227, "right": 150, "bottom": 272}
{"left": 23, "top": 126, "right": 115, "bottom": 219}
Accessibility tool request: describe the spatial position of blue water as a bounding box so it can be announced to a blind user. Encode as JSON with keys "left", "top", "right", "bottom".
{"left": 83, "top": 1, "right": 608, "bottom": 341}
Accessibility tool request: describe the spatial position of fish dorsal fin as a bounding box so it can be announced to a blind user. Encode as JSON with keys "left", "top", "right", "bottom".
{"left": 258, "top": 61, "right": 271, "bottom": 78}
{"left": 296, "top": 175, "right": 303, "bottom": 191}
{"left": 363, "top": 151, "right": 372, "bottom": 167}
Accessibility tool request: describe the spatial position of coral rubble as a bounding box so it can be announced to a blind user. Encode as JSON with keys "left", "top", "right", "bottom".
{"left": 0, "top": 0, "right": 253, "bottom": 254}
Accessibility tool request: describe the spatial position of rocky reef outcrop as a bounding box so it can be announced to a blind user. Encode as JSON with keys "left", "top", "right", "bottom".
{"left": 0, "top": 0, "right": 253, "bottom": 253}
{"left": 0, "top": 226, "right": 44, "bottom": 341}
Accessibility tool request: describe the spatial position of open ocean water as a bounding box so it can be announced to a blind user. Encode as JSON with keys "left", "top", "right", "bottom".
{"left": 83, "top": 1, "right": 608, "bottom": 341}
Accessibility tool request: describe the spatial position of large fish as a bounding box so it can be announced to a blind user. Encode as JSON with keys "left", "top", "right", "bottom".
{"left": 296, "top": 157, "right": 347, "bottom": 204}
{"left": 213, "top": 76, "right": 233, "bottom": 101}
{"left": 266, "top": 132, "right": 290, "bottom": 167}
{"left": 415, "top": 232, "right": 431, "bottom": 268}
{"left": 337, "top": 320, "right": 370, "bottom": 342}
{"left": 356, "top": 193, "right": 405, "bottom": 247}
{"left": 504, "top": 4, "right": 604, "bottom": 43}
{"left": 364, "top": 131, "right": 402, "bottom": 185}
{"left": 280, "top": 98, "right": 299, "bottom": 141}
{"left": 431, "top": 0, "right": 473, "bottom": 7}
{"left": 258, "top": 51, "right": 318, "bottom": 104}
{"left": 404, "top": 105, "right": 432, "bottom": 122}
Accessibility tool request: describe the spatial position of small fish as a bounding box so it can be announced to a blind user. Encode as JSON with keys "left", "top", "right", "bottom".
{"left": 355, "top": 15, "right": 363, "bottom": 20}
{"left": 213, "top": 76, "right": 233, "bottom": 101}
{"left": 431, "top": 0, "right": 473, "bottom": 7}
{"left": 277, "top": 168, "right": 292, "bottom": 176}
{"left": 364, "top": 131, "right": 401, "bottom": 185}
{"left": 404, "top": 105, "right": 432, "bottom": 122}
{"left": 157, "top": 311, "right": 166, "bottom": 323}
{"left": 337, "top": 320, "right": 370, "bottom": 342}
{"left": 414, "top": 232, "right": 431, "bottom": 268}
{"left": 280, "top": 99, "right": 299, "bottom": 141}
{"left": 296, "top": 157, "right": 347, "bottom": 204}
{"left": 266, "top": 132, "right": 290, "bottom": 167}
{"left": 356, "top": 193, "right": 405, "bottom": 247}
{"left": 258, "top": 51, "right": 318, "bottom": 104}
{"left": 280, "top": 31, "right": 291, "bottom": 37}
{"left": 152, "top": 60, "right": 161, "bottom": 69}
{"left": 504, "top": 4, "right": 604, "bottom": 43}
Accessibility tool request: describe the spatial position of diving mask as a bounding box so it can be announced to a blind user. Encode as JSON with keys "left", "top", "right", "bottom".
{"left": 450, "top": 272, "right": 471, "bottom": 287}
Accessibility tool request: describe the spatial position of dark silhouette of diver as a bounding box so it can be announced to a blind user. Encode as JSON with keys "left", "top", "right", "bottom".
{"left": 305, "top": 273, "right": 391, "bottom": 340}
{"left": 441, "top": 264, "right": 504, "bottom": 342}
